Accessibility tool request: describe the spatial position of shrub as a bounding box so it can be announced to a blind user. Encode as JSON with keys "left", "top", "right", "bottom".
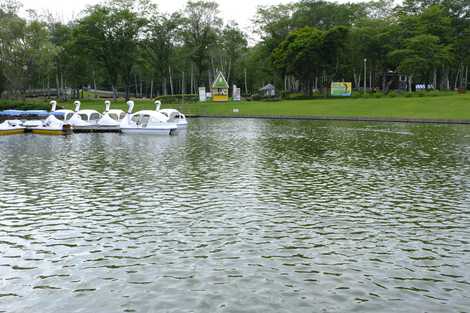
{"left": 251, "top": 94, "right": 281, "bottom": 101}
{"left": 427, "top": 90, "right": 440, "bottom": 97}
{"left": 351, "top": 91, "right": 363, "bottom": 98}
{"left": 0, "top": 100, "right": 50, "bottom": 111}
{"left": 282, "top": 92, "right": 310, "bottom": 100}
{"left": 387, "top": 91, "right": 398, "bottom": 98}
{"left": 155, "top": 94, "right": 198, "bottom": 104}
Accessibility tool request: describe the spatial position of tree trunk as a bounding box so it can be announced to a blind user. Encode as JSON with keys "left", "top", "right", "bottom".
{"left": 150, "top": 79, "right": 154, "bottom": 99}
{"left": 244, "top": 69, "right": 248, "bottom": 96}
{"left": 190, "top": 64, "right": 194, "bottom": 94}
{"left": 60, "top": 74, "right": 64, "bottom": 100}
{"left": 56, "top": 73, "right": 60, "bottom": 99}
{"left": 465, "top": 66, "right": 468, "bottom": 90}
{"left": 134, "top": 73, "right": 138, "bottom": 97}
{"left": 353, "top": 71, "right": 361, "bottom": 90}
{"left": 454, "top": 66, "right": 461, "bottom": 90}
{"left": 227, "top": 59, "right": 232, "bottom": 85}
{"left": 169, "top": 66, "right": 174, "bottom": 95}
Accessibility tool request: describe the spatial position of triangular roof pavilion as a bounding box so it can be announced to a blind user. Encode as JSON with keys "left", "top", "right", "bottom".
{"left": 212, "top": 72, "right": 229, "bottom": 89}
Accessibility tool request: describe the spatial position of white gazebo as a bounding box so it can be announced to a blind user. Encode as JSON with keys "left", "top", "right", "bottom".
{"left": 259, "top": 84, "right": 276, "bottom": 97}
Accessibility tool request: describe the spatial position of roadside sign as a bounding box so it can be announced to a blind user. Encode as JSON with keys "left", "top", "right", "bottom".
{"left": 331, "top": 82, "right": 352, "bottom": 97}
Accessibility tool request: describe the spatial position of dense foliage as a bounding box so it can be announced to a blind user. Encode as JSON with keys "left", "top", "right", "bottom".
{"left": 0, "top": 0, "right": 469, "bottom": 99}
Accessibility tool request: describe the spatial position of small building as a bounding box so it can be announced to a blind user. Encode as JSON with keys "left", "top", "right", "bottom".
{"left": 259, "top": 84, "right": 276, "bottom": 97}
{"left": 211, "top": 72, "right": 229, "bottom": 102}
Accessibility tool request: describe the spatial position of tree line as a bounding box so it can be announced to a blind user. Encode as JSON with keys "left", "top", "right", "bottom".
{"left": 0, "top": 0, "right": 469, "bottom": 99}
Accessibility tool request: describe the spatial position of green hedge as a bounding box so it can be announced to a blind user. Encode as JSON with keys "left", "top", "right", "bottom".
{"left": 155, "top": 94, "right": 199, "bottom": 104}
{"left": 0, "top": 100, "right": 50, "bottom": 111}
{"left": 279, "top": 90, "right": 457, "bottom": 101}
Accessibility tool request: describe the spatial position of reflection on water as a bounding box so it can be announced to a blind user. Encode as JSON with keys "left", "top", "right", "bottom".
{"left": 1, "top": 118, "right": 470, "bottom": 313}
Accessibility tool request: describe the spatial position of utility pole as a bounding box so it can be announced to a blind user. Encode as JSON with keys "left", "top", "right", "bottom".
{"left": 363, "top": 58, "right": 367, "bottom": 94}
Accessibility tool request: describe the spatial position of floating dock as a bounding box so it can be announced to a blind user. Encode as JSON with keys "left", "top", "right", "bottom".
{"left": 20, "top": 124, "right": 121, "bottom": 134}
{"left": 71, "top": 126, "right": 121, "bottom": 133}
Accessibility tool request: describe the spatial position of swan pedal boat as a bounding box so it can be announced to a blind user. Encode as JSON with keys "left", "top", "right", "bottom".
{"left": 120, "top": 101, "right": 178, "bottom": 135}
{"left": 27, "top": 101, "right": 71, "bottom": 135}
{"left": 0, "top": 120, "right": 25, "bottom": 135}
{"left": 30, "top": 115, "right": 72, "bottom": 135}
{"left": 67, "top": 101, "right": 102, "bottom": 128}
{"left": 96, "top": 101, "right": 125, "bottom": 129}
{"left": 154, "top": 101, "right": 188, "bottom": 129}
{"left": 67, "top": 101, "right": 124, "bottom": 131}
{"left": 159, "top": 109, "right": 188, "bottom": 128}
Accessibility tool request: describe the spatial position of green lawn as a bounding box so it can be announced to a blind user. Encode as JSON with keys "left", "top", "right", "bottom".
{"left": 176, "top": 94, "right": 470, "bottom": 120}
{"left": 2, "top": 93, "right": 470, "bottom": 121}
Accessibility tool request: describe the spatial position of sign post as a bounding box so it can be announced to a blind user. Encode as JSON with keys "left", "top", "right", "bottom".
{"left": 233, "top": 85, "right": 241, "bottom": 101}
{"left": 199, "top": 87, "right": 207, "bottom": 102}
{"left": 330, "top": 82, "right": 352, "bottom": 97}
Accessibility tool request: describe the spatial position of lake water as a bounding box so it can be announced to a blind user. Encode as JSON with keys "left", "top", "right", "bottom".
{"left": 1, "top": 118, "right": 470, "bottom": 313}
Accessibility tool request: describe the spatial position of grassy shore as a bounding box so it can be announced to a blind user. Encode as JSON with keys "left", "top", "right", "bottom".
{"left": 1, "top": 93, "right": 470, "bottom": 121}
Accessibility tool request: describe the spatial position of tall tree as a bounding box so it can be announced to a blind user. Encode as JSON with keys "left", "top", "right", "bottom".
{"left": 142, "top": 12, "right": 182, "bottom": 95}
{"left": 182, "top": 0, "right": 221, "bottom": 86}
{"left": 74, "top": 0, "right": 147, "bottom": 99}
{"left": 272, "top": 27, "right": 325, "bottom": 95}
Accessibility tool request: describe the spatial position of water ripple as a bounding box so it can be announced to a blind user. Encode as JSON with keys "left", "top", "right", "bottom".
{"left": 0, "top": 119, "right": 470, "bottom": 312}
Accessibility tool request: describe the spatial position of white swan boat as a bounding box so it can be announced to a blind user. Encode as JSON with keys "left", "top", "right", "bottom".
{"left": 28, "top": 101, "right": 71, "bottom": 135}
{"left": 0, "top": 119, "right": 25, "bottom": 135}
{"left": 55, "top": 109, "right": 75, "bottom": 122}
{"left": 120, "top": 101, "right": 178, "bottom": 135}
{"left": 68, "top": 101, "right": 103, "bottom": 127}
{"left": 22, "top": 103, "right": 73, "bottom": 128}
{"left": 155, "top": 101, "right": 188, "bottom": 128}
{"left": 97, "top": 101, "right": 125, "bottom": 128}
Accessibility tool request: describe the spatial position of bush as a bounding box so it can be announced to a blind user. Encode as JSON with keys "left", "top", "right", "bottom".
{"left": 281, "top": 92, "right": 313, "bottom": 100}
{"left": 281, "top": 91, "right": 301, "bottom": 98}
{"left": 351, "top": 91, "right": 363, "bottom": 98}
{"left": 387, "top": 91, "right": 398, "bottom": 98}
{"left": 0, "top": 100, "right": 50, "bottom": 111}
{"left": 251, "top": 94, "right": 281, "bottom": 101}
{"left": 427, "top": 90, "right": 440, "bottom": 97}
{"left": 155, "top": 94, "right": 198, "bottom": 104}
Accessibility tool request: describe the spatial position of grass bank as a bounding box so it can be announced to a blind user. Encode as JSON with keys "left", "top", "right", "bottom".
{"left": 1, "top": 93, "right": 470, "bottom": 121}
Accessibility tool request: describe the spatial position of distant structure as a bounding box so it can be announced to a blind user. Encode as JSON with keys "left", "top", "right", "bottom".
{"left": 259, "top": 84, "right": 276, "bottom": 97}
{"left": 382, "top": 71, "right": 408, "bottom": 93}
{"left": 211, "top": 72, "right": 229, "bottom": 102}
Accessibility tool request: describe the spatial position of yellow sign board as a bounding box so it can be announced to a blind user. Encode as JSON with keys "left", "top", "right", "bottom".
{"left": 331, "top": 82, "right": 352, "bottom": 97}
{"left": 213, "top": 95, "right": 229, "bottom": 102}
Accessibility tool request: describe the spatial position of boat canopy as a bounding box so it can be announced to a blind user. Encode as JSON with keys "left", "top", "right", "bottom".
{"left": 0, "top": 110, "right": 25, "bottom": 116}
{"left": 107, "top": 109, "right": 126, "bottom": 121}
{"left": 77, "top": 110, "right": 102, "bottom": 122}
{"left": 130, "top": 110, "right": 173, "bottom": 126}
{"left": 159, "top": 109, "right": 185, "bottom": 120}
{"left": 0, "top": 110, "right": 54, "bottom": 117}
{"left": 54, "top": 109, "right": 74, "bottom": 121}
